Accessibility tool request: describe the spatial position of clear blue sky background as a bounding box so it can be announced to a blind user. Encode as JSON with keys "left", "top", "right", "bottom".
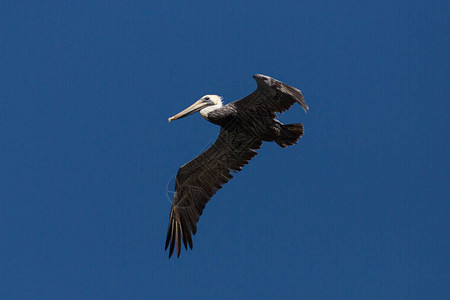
{"left": 1, "top": 1, "right": 448, "bottom": 299}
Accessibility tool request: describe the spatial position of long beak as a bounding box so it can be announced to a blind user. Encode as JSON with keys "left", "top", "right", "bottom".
{"left": 168, "top": 99, "right": 209, "bottom": 122}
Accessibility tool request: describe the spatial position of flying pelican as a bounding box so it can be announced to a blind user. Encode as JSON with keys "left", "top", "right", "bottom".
{"left": 165, "top": 74, "right": 308, "bottom": 258}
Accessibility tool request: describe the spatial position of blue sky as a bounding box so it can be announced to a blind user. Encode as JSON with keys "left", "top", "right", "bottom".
{"left": 0, "top": 0, "right": 448, "bottom": 299}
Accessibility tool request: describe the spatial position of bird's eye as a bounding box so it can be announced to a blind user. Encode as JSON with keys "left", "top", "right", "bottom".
{"left": 204, "top": 97, "right": 210, "bottom": 100}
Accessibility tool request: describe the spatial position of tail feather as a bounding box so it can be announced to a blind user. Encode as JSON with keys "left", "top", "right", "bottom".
{"left": 275, "top": 123, "right": 304, "bottom": 148}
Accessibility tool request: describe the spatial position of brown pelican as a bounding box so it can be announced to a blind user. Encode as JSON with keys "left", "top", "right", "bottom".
{"left": 165, "top": 74, "right": 308, "bottom": 258}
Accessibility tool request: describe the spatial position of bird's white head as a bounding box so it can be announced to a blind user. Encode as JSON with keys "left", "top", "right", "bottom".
{"left": 198, "top": 95, "right": 223, "bottom": 119}
{"left": 168, "top": 95, "right": 223, "bottom": 122}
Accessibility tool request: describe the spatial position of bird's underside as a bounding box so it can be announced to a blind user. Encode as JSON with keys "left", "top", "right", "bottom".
{"left": 165, "top": 74, "right": 308, "bottom": 258}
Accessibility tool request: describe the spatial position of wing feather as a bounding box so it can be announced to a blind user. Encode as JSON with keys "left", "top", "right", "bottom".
{"left": 233, "top": 74, "right": 308, "bottom": 115}
{"left": 165, "top": 124, "right": 262, "bottom": 258}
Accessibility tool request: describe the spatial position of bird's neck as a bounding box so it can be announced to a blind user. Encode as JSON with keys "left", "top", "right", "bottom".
{"left": 200, "top": 104, "right": 222, "bottom": 120}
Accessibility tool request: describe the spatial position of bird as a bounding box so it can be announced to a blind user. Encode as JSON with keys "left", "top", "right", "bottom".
{"left": 165, "top": 74, "right": 308, "bottom": 258}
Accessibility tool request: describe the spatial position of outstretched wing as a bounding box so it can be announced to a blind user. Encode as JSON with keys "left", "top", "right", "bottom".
{"left": 233, "top": 74, "right": 308, "bottom": 116}
{"left": 165, "top": 124, "right": 262, "bottom": 258}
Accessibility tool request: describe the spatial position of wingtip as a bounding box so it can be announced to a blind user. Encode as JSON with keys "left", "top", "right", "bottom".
{"left": 168, "top": 244, "right": 175, "bottom": 258}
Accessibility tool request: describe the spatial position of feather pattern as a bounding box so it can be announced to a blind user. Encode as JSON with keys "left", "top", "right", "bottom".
{"left": 165, "top": 74, "right": 307, "bottom": 258}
